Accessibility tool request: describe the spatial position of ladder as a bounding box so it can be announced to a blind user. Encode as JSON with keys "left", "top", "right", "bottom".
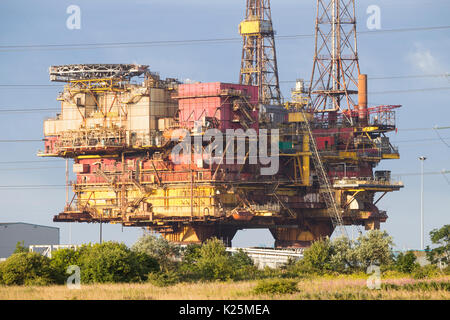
{"left": 299, "top": 109, "right": 347, "bottom": 237}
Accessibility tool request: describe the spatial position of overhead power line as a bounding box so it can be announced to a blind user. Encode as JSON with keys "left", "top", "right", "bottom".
{"left": 0, "top": 167, "right": 65, "bottom": 171}
{"left": 393, "top": 170, "right": 450, "bottom": 177}
{"left": 0, "top": 159, "right": 63, "bottom": 164}
{"left": 0, "top": 139, "right": 42, "bottom": 143}
{"left": 0, "top": 25, "right": 449, "bottom": 52}
{"left": 2, "top": 73, "right": 448, "bottom": 89}
{"left": 280, "top": 73, "right": 450, "bottom": 84}
{"left": 371, "top": 87, "right": 450, "bottom": 94}
{"left": 0, "top": 184, "right": 66, "bottom": 189}
{"left": 433, "top": 126, "right": 450, "bottom": 148}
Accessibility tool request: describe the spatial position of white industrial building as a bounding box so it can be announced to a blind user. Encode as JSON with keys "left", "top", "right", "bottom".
{"left": 0, "top": 222, "right": 59, "bottom": 259}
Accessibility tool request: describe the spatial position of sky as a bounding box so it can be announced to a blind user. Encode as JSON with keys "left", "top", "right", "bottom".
{"left": 0, "top": 0, "right": 449, "bottom": 250}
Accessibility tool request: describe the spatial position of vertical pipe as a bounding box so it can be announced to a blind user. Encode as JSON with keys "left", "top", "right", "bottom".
{"left": 331, "top": 0, "right": 336, "bottom": 92}
{"left": 302, "top": 133, "right": 310, "bottom": 186}
{"left": 65, "top": 159, "right": 69, "bottom": 208}
{"left": 66, "top": 159, "right": 72, "bottom": 244}
{"left": 100, "top": 220, "right": 103, "bottom": 244}
{"left": 191, "top": 169, "right": 194, "bottom": 220}
{"left": 358, "top": 74, "right": 368, "bottom": 125}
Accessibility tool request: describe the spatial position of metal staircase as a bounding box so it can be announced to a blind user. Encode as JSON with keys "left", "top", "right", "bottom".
{"left": 299, "top": 109, "right": 347, "bottom": 236}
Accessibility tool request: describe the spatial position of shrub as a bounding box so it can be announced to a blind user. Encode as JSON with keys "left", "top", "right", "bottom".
{"left": 147, "top": 270, "right": 180, "bottom": 287}
{"left": 381, "top": 269, "right": 411, "bottom": 279}
{"left": 178, "top": 238, "right": 234, "bottom": 281}
{"left": 24, "top": 277, "right": 53, "bottom": 286}
{"left": 178, "top": 244, "right": 202, "bottom": 278}
{"left": 132, "top": 235, "right": 180, "bottom": 271}
{"left": 395, "top": 251, "right": 420, "bottom": 274}
{"left": 0, "top": 252, "right": 55, "bottom": 286}
{"left": 178, "top": 239, "right": 258, "bottom": 281}
{"left": 13, "top": 241, "right": 28, "bottom": 254}
{"left": 382, "top": 281, "right": 450, "bottom": 292}
{"left": 302, "top": 238, "right": 333, "bottom": 273}
{"left": 285, "top": 259, "right": 316, "bottom": 276}
{"left": 353, "top": 230, "right": 394, "bottom": 269}
{"left": 79, "top": 241, "right": 159, "bottom": 284}
{"left": 444, "top": 265, "right": 450, "bottom": 275}
{"left": 412, "top": 264, "right": 441, "bottom": 279}
{"left": 50, "top": 247, "right": 83, "bottom": 284}
{"left": 230, "top": 249, "right": 254, "bottom": 268}
{"left": 329, "top": 236, "right": 358, "bottom": 273}
{"left": 426, "top": 225, "right": 449, "bottom": 267}
{"left": 253, "top": 278, "right": 299, "bottom": 295}
{"left": 0, "top": 261, "right": 3, "bottom": 285}
{"left": 196, "top": 253, "right": 234, "bottom": 281}
{"left": 229, "top": 249, "right": 259, "bottom": 280}
{"left": 180, "top": 244, "right": 202, "bottom": 267}
{"left": 258, "top": 266, "right": 285, "bottom": 279}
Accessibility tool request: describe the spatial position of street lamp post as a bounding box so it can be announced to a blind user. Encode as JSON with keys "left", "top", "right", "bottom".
{"left": 419, "top": 156, "right": 427, "bottom": 250}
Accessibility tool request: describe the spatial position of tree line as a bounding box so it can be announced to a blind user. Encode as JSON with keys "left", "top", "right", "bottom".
{"left": 0, "top": 225, "right": 448, "bottom": 286}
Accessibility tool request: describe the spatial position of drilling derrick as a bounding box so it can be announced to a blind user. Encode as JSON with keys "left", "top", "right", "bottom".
{"left": 309, "top": 0, "right": 360, "bottom": 125}
{"left": 239, "top": 0, "right": 282, "bottom": 105}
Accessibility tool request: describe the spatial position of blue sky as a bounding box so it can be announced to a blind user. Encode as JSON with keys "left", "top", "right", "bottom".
{"left": 0, "top": 0, "right": 449, "bottom": 249}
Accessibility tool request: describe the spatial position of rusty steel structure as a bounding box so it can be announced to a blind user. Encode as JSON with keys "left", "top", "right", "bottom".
{"left": 38, "top": 1, "right": 403, "bottom": 248}
{"left": 239, "top": 0, "right": 282, "bottom": 105}
{"left": 309, "top": 0, "right": 360, "bottom": 126}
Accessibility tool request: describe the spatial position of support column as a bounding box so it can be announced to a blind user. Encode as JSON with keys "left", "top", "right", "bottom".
{"left": 161, "top": 224, "right": 238, "bottom": 247}
{"left": 270, "top": 221, "right": 334, "bottom": 248}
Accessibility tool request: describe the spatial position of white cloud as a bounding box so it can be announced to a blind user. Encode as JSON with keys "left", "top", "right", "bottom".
{"left": 407, "top": 43, "right": 441, "bottom": 74}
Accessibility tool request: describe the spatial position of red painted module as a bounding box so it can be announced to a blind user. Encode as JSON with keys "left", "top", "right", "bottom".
{"left": 177, "top": 82, "right": 259, "bottom": 132}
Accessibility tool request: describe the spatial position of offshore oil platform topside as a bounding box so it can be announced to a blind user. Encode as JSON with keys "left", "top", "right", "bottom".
{"left": 39, "top": 0, "right": 403, "bottom": 247}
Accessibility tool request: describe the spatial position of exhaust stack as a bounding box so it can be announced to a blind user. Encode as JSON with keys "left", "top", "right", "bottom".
{"left": 358, "top": 74, "right": 368, "bottom": 125}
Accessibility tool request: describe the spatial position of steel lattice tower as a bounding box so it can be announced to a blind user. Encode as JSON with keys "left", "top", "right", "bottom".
{"left": 239, "top": 0, "right": 282, "bottom": 105}
{"left": 309, "top": 0, "right": 361, "bottom": 125}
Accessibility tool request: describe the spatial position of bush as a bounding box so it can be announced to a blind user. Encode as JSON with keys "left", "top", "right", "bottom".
{"left": 0, "top": 252, "right": 55, "bottom": 286}
{"left": 395, "top": 251, "right": 420, "bottom": 274}
{"left": 230, "top": 249, "right": 254, "bottom": 268}
{"left": 426, "top": 225, "right": 449, "bottom": 267}
{"left": 381, "top": 269, "right": 411, "bottom": 279}
{"left": 257, "top": 266, "right": 285, "bottom": 279}
{"left": 79, "top": 241, "right": 159, "bottom": 284}
{"left": 50, "top": 247, "right": 83, "bottom": 284}
{"left": 147, "top": 270, "right": 180, "bottom": 287}
{"left": 196, "top": 250, "right": 235, "bottom": 281}
{"left": 284, "top": 259, "right": 316, "bottom": 276}
{"left": 24, "top": 277, "right": 53, "bottom": 286}
{"left": 353, "top": 230, "right": 394, "bottom": 269}
{"left": 180, "top": 244, "right": 202, "bottom": 264}
{"left": 178, "top": 238, "right": 234, "bottom": 281}
{"left": 444, "top": 265, "right": 450, "bottom": 275}
{"left": 301, "top": 238, "right": 333, "bottom": 273}
{"left": 13, "top": 241, "right": 28, "bottom": 254}
{"left": 382, "top": 281, "right": 450, "bottom": 291}
{"left": 329, "top": 236, "right": 357, "bottom": 272}
{"left": 132, "top": 235, "right": 180, "bottom": 271}
{"left": 412, "top": 264, "right": 441, "bottom": 279}
{"left": 178, "top": 239, "right": 259, "bottom": 281}
{"left": 253, "top": 278, "right": 299, "bottom": 295}
{"left": 178, "top": 244, "right": 202, "bottom": 278}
